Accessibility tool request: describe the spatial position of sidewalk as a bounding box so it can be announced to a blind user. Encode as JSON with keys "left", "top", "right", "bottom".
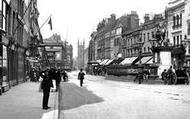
{"left": 0, "top": 81, "right": 58, "bottom": 119}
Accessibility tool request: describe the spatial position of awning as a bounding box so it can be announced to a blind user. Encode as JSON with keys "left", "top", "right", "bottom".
{"left": 146, "top": 58, "right": 153, "bottom": 64}
{"left": 88, "top": 61, "right": 99, "bottom": 65}
{"left": 136, "top": 56, "right": 153, "bottom": 64}
{"left": 96, "top": 60, "right": 101, "bottom": 63}
{"left": 120, "top": 58, "right": 131, "bottom": 65}
{"left": 120, "top": 57, "right": 137, "bottom": 65}
{"left": 99, "top": 59, "right": 109, "bottom": 65}
{"left": 105, "top": 59, "right": 114, "bottom": 65}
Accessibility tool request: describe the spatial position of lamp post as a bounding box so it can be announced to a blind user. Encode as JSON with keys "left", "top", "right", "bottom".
{"left": 181, "top": 34, "right": 190, "bottom": 67}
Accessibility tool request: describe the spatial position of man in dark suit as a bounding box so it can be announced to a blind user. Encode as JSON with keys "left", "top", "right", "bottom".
{"left": 78, "top": 68, "right": 85, "bottom": 87}
{"left": 41, "top": 69, "right": 53, "bottom": 110}
{"left": 54, "top": 69, "right": 61, "bottom": 91}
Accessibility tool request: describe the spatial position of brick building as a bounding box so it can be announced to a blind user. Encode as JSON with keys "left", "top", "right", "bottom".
{"left": 90, "top": 11, "right": 140, "bottom": 65}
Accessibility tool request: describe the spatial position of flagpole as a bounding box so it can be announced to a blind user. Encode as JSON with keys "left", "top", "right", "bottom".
{"left": 34, "top": 14, "right": 52, "bottom": 36}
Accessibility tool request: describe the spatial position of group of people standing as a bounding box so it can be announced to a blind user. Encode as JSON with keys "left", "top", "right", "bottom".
{"left": 161, "top": 66, "right": 190, "bottom": 85}
{"left": 40, "top": 68, "right": 85, "bottom": 110}
{"left": 39, "top": 67, "right": 68, "bottom": 110}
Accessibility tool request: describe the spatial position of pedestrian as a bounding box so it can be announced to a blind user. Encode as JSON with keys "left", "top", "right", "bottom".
{"left": 78, "top": 68, "right": 85, "bottom": 87}
{"left": 48, "top": 68, "right": 56, "bottom": 91}
{"left": 41, "top": 69, "right": 53, "bottom": 110}
{"left": 167, "top": 66, "right": 175, "bottom": 84}
{"left": 55, "top": 69, "right": 61, "bottom": 91}
{"left": 62, "top": 70, "right": 68, "bottom": 82}
{"left": 161, "top": 69, "right": 168, "bottom": 84}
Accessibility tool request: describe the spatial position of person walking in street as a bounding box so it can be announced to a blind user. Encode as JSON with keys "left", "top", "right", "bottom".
{"left": 55, "top": 69, "right": 61, "bottom": 91}
{"left": 40, "top": 69, "right": 53, "bottom": 110}
{"left": 78, "top": 68, "right": 85, "bottom": 87}
{"left": 167, "top": 66, "right": 175, "bottom": 85}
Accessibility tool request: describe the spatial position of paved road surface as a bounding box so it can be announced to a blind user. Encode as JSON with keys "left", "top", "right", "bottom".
{"left": 59, "top": 71, "right": 190, "bottom": 119}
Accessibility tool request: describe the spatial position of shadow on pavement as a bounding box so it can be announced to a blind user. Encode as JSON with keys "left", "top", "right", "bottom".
{"left": 59, "top": 83, "right": 104, "bottom": 110}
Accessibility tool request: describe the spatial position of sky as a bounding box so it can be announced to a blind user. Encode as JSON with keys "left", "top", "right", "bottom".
{"left": 38, "top": 0, "right": 170, "bottom": 58}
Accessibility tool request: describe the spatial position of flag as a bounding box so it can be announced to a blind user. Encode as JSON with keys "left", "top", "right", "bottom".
{"left": 48, "top": 17, "right": 52, "bottom": 30}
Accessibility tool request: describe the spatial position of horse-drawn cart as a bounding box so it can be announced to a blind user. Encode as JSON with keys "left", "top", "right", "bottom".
{"left": 174, "top": 69, "right": 189, "bottom": 85}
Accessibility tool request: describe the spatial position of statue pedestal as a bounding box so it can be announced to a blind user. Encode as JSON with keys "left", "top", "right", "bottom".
{"left": 152, "top": 46, "right": 173, "bottom": 78}
{"left": 157, "top": 51, "right": 172, "bottom": 77}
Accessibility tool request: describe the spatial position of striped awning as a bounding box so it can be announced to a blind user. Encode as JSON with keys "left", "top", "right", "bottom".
{"left": 105, "top": 59, "right": 114, "bottom": 65}
{"left": 120, "top": 57, "right": 137, "bottom": 65}
{"left": 136, "top": 56, "right": 153, "bottom": 64}
{"left": 99, "top": 59, "right": 109, "bottom": 65}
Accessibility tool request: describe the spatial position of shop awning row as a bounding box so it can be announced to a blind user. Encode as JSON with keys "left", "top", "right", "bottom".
{"left": 97, "top": 56, "right": 153, "bottom": 66}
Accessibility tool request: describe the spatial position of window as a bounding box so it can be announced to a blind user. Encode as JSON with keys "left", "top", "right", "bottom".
{"left": 177, "top": 36, "right": 179, "bottom": 46}
{"left": 144, "top": 47, "right": 146, "bottom": 52}
{"left": 0, "top": 0, "right": 7, "bottom": 31}
{"left": 180, "top": 35, "right": 182, "bottom": 45}
{"left": 188, "top": 22, "right": 190, "bottom": 35}
{"left": 151, "top": 32, "right": 154, "bottom": 38}
{"left": 173, "top": 16, "right": 176, "bottom": 27}
{"left": 147, "top": 32, "right": 150, "bottom": 40}
{"left": 177, "top": 15, "right": 179, "bottom": 26}
{"left": 180, "top": 13, "right": 182, "bottom": 26}
{"left": 173, "top": 36, "right": 176, "bottom": 46}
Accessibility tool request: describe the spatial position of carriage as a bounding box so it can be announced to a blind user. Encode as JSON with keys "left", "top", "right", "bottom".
{"left": 174, "top": 68, "right": 189, "bottom": 85}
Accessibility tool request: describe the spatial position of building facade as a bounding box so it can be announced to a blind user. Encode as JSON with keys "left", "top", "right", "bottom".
{"left": 165, "top": 0, "right": 190, "bottom": 67}
{"left": 63, "top": 41, "right": 73, "bottom": 71}
{"left": 88, "top": 32, "right": 96, "bottom": 62}
{"left": 42, "top": 34, "right": 64, "bottom": 68}
{"left": 121, "top": 27, "right": 142, "bottom": 58}
{"left": 90, "top": 11, "right": 140, "bottom": 65}
{"left": 0, "top": 0, "right": 40, "bottom": 93}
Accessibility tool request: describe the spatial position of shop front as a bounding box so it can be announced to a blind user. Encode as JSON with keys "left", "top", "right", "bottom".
{"left": 0, "top": 34, "right": 9, "bottom": 93}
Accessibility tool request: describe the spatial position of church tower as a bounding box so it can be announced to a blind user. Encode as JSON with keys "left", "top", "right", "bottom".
{"left": 77, "top": 39, "right": 85, "bottom": 70}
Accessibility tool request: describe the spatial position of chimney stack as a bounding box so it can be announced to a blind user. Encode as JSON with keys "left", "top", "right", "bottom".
{"left": 144, "top": 14, "right": 150, "bottom": 23}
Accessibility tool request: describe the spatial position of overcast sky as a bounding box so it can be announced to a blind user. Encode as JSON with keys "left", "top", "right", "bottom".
{"left": 38, "top": 0, "right": 169, "bottom": 57}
